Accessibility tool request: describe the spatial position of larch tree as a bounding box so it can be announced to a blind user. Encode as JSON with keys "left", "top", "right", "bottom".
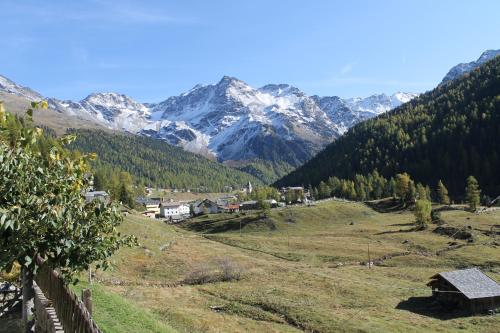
{"left": 394, "top": 173, "right": 411, "bottom": 202}
{"left": 465, "top": 176, "right": 481, "bottom": 212}
{"left": 437, "top": 180, "right": 450, "bottom": 205}
{"left": 414, "top": 199, "right": 432, "bottom": 230}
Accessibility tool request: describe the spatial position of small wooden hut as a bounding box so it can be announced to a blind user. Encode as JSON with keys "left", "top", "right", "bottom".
{"left": 427, "top": 268, "right": 500, "bottom": 313}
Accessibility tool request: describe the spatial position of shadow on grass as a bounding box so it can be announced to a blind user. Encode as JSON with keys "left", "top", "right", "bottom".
{"left": 180, "top": 216, "right": 275, "bottom": 234}
{"left": 396, "top": 296, "right": 472, "bottom": 320}
{"left": 389, "top": 222, "right": 416, "bottom": 227}
{"left": 375, "top": 227, "right": 418, "bottom": 235}
{"left": 365, "top": 198, "right": 408, "bottom": 213}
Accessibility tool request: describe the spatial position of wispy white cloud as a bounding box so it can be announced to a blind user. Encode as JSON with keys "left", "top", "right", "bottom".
{"left": 3, "top": 0, "right": 197, "bottom": 26}
{"left": 340, "top": 62, "right": 356, "bottom": 74}
{"left": 2, "top": 35, "right": 37, "bottom": 49}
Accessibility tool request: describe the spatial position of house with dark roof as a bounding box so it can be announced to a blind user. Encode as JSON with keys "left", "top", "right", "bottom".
{"left": 136, "top": 197, "right": 161, "bottom": 214}
{"left": 192, "top": 199, "right": 220, "bottom": 215}
{"left": 427, "top": 268, "right": 500, "bottom": 313}
{"left": 240, "top": 200, "right": 259, "bottom": 210}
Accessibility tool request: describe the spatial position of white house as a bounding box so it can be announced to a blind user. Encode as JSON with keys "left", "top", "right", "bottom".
{"left": 160, "top": 202, "right": 190, "bottom": 218}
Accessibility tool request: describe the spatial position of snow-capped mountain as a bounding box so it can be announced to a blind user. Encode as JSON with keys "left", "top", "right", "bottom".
{"left": 0, "top": 74, "right": 43, "bottom": 101}
{"left": 49, "top": 93, "right": 153, "bottom": 132}
{"left": 441, "top": 49, "right": 500, "bottom": 84}
{"left": 314, "top": 92, "right": 417, "bottom": 133}
{"left": 0, "top": 74, "right": 415, "bottom": 166}
{"left": 144, "top": 77, "right": 341, "bottom": 162}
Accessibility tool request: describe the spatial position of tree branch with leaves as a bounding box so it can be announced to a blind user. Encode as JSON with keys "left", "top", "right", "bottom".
{"left": 0, "top": 101, "right": 137, "bottom": 283}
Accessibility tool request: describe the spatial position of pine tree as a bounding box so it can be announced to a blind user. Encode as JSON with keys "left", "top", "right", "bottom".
{"left": 347, "top": 181, "right": 357, "bottom": 200}
{"left": 318, "top": 181, "right": 330, "bottom": 199}
{"left": 465, "top": 176, "right": 481, "bottom": 212}
{"left": 437, "top": 180, "right": 450, "bottom": 205}
{"left": 313, "top": 188, "right": 319, "bottom": 201}
{"left": 388, "top": 178, "right": 397, "bottom": 198}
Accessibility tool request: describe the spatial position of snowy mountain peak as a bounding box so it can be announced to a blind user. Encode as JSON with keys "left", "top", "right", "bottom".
{"left": 216, "top": 76, "right": 248, "bottom": 89}
{"left": 218, "top": 75, "right": 240, "bottom": 84}
{"left": 477, "top": 49, "right": 500, "bottom": 63}
{"left": 391, "top": 92, "right": 416, "bottom": 103}
{"left": 82, "top": 92, "right": 146, "bottom": 111}
{"left": 259, "top": 84, "right": 304, "bottom": 97}
{"left": 343, "top": 92, "right": 417, "bottom": 115}
{"left": 441, "top": 49, "right": 500, "bottom": 84}
{"left": 71, "top": 92, "right": 152, "bottom": 132}
{"left": 0, "top": 75, "right": 43, "bottom": 101}
{"left": 179, "top": 83, "right": 207, "bottom": 98}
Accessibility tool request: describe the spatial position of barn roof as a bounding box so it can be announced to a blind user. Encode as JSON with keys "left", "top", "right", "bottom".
{"left": 136, "top": 197, "right": 160, "bottom": 205}
{"left": 430, "top": 268, "right": 500, "bottom": 299}
{"left": 195, "top": 199, "right": 218, "bottom": 207}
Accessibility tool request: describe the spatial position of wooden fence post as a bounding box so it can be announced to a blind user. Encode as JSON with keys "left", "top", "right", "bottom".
{"left": 88, "top": 267, "right": 93, "bottom": 285}
{"left": 21, "top": 267, "right": 34, "bottom": 333}
{"left": 82, "top": 289, "right": 93, "bottom": 316}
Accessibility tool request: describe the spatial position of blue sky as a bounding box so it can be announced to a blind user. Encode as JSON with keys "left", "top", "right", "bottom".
{"left": 1, "top": 0, "right": 499, "bottom": 102}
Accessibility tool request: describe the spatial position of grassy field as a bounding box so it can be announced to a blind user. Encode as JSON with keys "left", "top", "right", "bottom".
{"left": 72, "top": 282, "right": 177, "bottom": 333}
{"left": 79, "top": 200, "right": 500, "bottom": 333}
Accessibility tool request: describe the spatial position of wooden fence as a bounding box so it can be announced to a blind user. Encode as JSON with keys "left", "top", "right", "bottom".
{"left": 33, "top": 281, "right": 64, "bottom": 333}
{"left": 35, "top": 256, "right": 102, "bottom": 333}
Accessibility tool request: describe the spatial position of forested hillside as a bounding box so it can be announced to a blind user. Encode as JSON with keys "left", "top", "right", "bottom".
{"left": 69, "top": 129, "right": 262, "bottom": 192}
{"left": 227, "top": 159, "right": 295, "bottom": 184}
{"left": 276, "top": 55, "right": 500, "bottom": 198}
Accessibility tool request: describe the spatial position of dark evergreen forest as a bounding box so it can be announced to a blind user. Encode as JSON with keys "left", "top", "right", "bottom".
{"left": 69, "top": 129, "right": 262, "bottom": 192}
{"left": 275, "top": 56, "right": 500, "bottom": 199}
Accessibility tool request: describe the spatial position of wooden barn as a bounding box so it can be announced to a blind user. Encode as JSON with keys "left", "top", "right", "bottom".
{"left": 427, "top": 268, "right": 500, "bottom": 313}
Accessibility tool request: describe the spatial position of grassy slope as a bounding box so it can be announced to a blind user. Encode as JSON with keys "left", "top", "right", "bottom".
{"left": 72, "top": 283, "right": 177, "bottom": 333}
{"left": 79, "top": 202, "right": 500, "bottom": 333}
